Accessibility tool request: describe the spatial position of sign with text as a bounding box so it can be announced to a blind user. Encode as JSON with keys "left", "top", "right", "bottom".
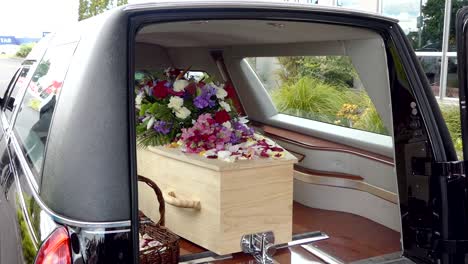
{"left": 0, "top": 36, "right": 17, "bottom": 45}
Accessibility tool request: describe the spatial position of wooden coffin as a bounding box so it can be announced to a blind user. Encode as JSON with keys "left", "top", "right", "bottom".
{"left": 137, "top": 146, "right": 297, "bottom": 255}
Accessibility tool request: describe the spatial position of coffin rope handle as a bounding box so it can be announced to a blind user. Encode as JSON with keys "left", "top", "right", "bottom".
{"left": 165, "top": 191, "right": 201, "bottom": 210}
{"left": 137, "top": 175, "right": 165, "bottom": 226}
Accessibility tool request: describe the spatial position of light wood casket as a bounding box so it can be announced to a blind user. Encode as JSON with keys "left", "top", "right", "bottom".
{"left": 137, "top": 146, "right": 297, "bottom": 255}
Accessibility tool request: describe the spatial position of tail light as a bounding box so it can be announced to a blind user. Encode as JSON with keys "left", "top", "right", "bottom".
{"left": 35, "top": 226, "right": 71, "bottom": 264}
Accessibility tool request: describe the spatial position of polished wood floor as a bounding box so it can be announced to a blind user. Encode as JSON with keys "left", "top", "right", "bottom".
{"left": 180, "top": 202, "right": 401, "bottom": 263}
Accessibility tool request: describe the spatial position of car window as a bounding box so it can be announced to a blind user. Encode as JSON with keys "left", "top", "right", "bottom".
{"left": 3, "top": 67, "right": 30, "bottom": 122}
{"left": 246, "top": 56, "right": 389, "bottom": 135}
{"left": 13, "top": 42, "right": 76, "bottom": 181}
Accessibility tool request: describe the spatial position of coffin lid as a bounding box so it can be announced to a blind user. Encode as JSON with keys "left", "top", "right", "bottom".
{"left": 145, "top": 146, "right": 297, "bottom": 172}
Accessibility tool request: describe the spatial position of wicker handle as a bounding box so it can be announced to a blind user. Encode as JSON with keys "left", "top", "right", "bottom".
{"left": 165, "top": 191, "right": 201, "bottom": 210}
{"left": 138, "top": 175, "right": 165, "bottom": 226}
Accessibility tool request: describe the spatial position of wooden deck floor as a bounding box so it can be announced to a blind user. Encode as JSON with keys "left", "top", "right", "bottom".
{"left": 180, "top": 202, "right": 401, "bottom": 263}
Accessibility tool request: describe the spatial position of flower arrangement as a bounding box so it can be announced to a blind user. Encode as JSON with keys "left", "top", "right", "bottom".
{"left": 135, "top": 68, "right": 285, "bottom": 162}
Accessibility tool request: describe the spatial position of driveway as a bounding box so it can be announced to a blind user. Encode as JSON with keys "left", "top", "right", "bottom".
{"left": 0, "top": 57, "right": 22, "bottom": 95}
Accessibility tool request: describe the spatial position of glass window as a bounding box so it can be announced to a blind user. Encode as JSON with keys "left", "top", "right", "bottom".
{"left": 3, "top": 67, "right": 30, "bottom": 122}
{"left": 417, "top": 55, "right": 442, "bottom": 97}
{"left": 14, "top": 42, "right": 76, "bottom": 180}
{"left": 441, "top": 56, "right": 461, "bottom": 159}
{"left": 246, "top": 56, "right": 389, "bottom": 135}
{"left": 446, "top": 56, "right": 458, "bottom": 98}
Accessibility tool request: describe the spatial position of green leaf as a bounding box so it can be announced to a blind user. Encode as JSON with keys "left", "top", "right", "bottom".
{"left": 139, "top": 104, "right": 149, "bottom": 117}
{"left": 137, "top": 130, "right": 173, "bottom": 147}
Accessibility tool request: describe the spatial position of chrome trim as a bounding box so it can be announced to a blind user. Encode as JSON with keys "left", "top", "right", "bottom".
{"left": 301, "top": 244, "right": 344, "bottom": 264}
{"left": 179, "top": 254, "right": 233, "bottom": 264}
{"left": 9, "top": 135, "right": 131, "bottom": 228}
{"left": 269, "top": 133, "right": 394, "bottom": 167}
{"left": 82, "top": 228, "right": 131, "bottom": 234}
{"left": 280, "top": 232, "right": 329, "bottom": 248}
{"left": 294, "top": 170, "right": 399, "bottom": 204}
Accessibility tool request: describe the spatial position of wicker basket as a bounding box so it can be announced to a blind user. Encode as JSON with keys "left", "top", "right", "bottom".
{"left": 138, "top": 175, "right": 180, "bottom": 264}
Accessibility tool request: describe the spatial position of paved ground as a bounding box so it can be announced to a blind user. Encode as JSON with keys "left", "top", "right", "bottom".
{"left": 0, "top": 57, "right": 22, "bottom": 95}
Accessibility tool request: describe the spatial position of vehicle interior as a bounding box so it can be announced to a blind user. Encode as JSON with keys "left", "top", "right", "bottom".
{"left": 134, "top": 19, "right": 401, "bottom": 263}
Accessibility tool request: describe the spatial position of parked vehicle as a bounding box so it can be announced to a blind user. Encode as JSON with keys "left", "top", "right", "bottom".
{"left": 2, "top": 1, "right": 468, "bottom": 263}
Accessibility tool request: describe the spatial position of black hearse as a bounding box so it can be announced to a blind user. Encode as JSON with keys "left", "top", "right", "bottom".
{"left": 2, "top": 1, "right": 468, "bottom": 263}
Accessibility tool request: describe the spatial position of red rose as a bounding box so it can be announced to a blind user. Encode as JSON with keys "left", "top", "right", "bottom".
{"left": 224, "top": 82, "right": 245, "bottom": 115}
{"left": 185, "top": 83, "right": 197, "bottom": 95}
{"left": 214, "top": 110, "right": 231, "bottom": 124}
{"left": 168, "top": 89, "right": 184, "bottom": 97}
{"left": 224, "top": 83, "right": 236, "bottom": 99}
{"left": 197, "top": 81, "right": 206, "bottom": 88}
{"left": 153, "top": 80, "right": 169, "bottom": 99}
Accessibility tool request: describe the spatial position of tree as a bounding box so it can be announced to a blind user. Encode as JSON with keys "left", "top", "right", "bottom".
{"left": 277, "top": 56, "right": 358, "bottom": 88}
{"left": 78, "top": 0, "right": 128, "bottom": 21}
{"left": 420, "top": 0, "right": 468, "bottom": 50}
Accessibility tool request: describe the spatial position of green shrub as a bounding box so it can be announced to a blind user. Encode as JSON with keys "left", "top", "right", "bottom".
{"left": 277, "top": 56, "right": 358, "bottom": 88}
{"left": 440, "top": 104, "right": 463, "bottom": 158}
{"left": 271, "top": 77, "right": 349, "bottom": 123}
{"left": 15, "top": 43, "right": 35, "bottom": 58}
{"left": 271, "top": 76, "right": 388, "bottom": 135}
{"left": 353, "top": 96, "right": 388, "bottom": 135}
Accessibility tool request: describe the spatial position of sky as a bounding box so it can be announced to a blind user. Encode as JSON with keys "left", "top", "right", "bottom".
{"left": 0, "top": 0, "right": 424, "bottom": 37}
{"left": 0, "top": 0, "right": 79, "bottom": 37}
{"left": 339, "top": 0, "right": 426, "bottom": 33}
{"left": 382, "top": 0, "right": 427, "bottom": 33}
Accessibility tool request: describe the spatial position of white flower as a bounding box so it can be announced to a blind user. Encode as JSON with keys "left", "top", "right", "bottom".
{"left": 168, "top": 96, "right": 184, "bottom": 110}
{"left": 147, "top": 116, "right": 155, "bottom": 130}
{"left": 135, "top": 93, "right": 143, "bottom": 109}
{"left": 218, "top": 150, "right": 235, "bottom": 162}
{"left": 239, "top": 116, "right": 249, "bottom": 124}
{"left": 175, "top": 107, "right": 191, "bottom": 119}
{"left": 219, "top": 101, "right": 231, "bottom": 112}
{"left": 203, "top": 149, "right": 217, "bottom": 157}
{"left": 222, "top": 121, "right": 232, "bottom": 129}
{"left": 216, "top": 87, "right": 228, "bottom": 99}
{"left": 228, "top": 144, "right": 240, "bottom": 152}
{"left": 173, "top": 79, "right": 189, "bottom": 92}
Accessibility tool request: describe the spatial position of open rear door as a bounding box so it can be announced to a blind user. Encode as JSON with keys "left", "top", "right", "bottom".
{"left": 457, "top": 7, "right": 468, "bottom": 159}
{"left": 445, "top": 6, "right": 468, "bottom": 264}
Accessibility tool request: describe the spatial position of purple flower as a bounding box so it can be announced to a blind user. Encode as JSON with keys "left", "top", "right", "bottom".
{"left": 194, "top": 85, "right": 217, "bottom": 109}
{"left": 153, "top": 120, "right": 172, "bottom": 135}
{"left": 230, "top": 132, "right": 241, "bottom": 144}
{"left": 233, "top": 121, "right": 254, "bottom": 136}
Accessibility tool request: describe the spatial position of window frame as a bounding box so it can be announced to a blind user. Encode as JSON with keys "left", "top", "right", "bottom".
{"left": 238, "top": 56, "right": 394, "bottom": 158}
{"left": 244, "top": 55, "right": 389, "bottom": 135}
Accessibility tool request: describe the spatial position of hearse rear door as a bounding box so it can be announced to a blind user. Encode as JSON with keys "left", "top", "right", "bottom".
{"left": 431, "top": 6, "right": 468, "bottom": 264}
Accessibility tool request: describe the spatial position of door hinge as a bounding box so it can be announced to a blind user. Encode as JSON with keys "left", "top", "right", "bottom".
{"left": 435, "top": 239, "right": 468, "bottom": 255}
{"left": 412, "top": 159, "right": 468, "bottom": 178}
{"left": 432, "top": 160, "right": 468, "bottom": 178}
